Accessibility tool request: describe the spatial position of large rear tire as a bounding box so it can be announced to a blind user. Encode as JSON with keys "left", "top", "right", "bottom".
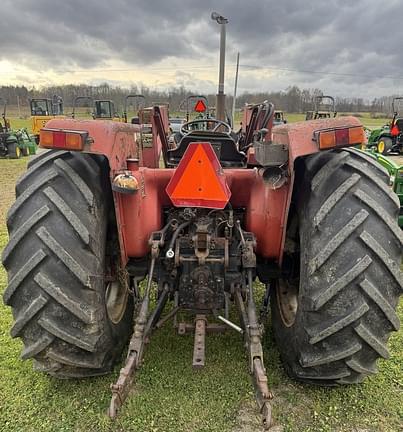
{"left": 22, "top": 146, "right": 30, "bottom": 157}
{"left": 7, "top": 141, "right": 21, "bottom": 159}
{"left": 2, "top": 150, "right": 133, "bottom": 377}
{"left": 272, "top": 148, "right": 403, "bottom": 385}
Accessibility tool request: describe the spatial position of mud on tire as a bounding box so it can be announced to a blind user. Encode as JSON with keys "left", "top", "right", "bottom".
{"left": 2, "top": 150, "right": 133, "bottom": 378}
{"left": 272, "top": 148, "right": 403, "bottom": 385}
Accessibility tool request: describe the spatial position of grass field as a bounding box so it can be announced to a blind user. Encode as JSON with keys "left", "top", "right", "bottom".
{"left": 4, "top": 111, "right": 391, "bottom": 135}
{"left": 0, "top": 119, "right": 402, "bottom": 431}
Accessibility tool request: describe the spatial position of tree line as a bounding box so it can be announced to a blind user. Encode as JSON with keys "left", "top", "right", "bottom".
{"left": 0, "top": 83, "right": 399, "bottom": 115}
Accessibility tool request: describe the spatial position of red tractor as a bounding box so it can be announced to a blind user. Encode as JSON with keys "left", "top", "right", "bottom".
{"left": 2, "top": 98, "right": 402, "bottom": 428}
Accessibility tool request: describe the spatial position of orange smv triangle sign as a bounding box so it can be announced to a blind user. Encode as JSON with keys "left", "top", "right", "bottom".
{"left": 194, "top": 99, "right": 207, "bottom": 112}
{"left": 166, "top": 142, "right": 231, "bottom": 209}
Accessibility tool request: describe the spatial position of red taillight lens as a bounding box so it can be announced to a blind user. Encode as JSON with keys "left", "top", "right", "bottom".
{"left": 335, "top": 128, "right": 349, "bottom": 146}
{"left": 391, "top": 124, "right": 400, "bottom": 136}
{"left": 40, "top": 128, "right": 88, "bottom": 150}
{"left": 53, "top": 131, "right": 66, "bottom": 147}
{"left": 316, "top": 126, "right": 365, "bottom": 150}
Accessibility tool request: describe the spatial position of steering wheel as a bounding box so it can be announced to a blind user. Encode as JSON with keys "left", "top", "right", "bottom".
{"left": 180, "top": 119, "right": 232, "bottom": 135}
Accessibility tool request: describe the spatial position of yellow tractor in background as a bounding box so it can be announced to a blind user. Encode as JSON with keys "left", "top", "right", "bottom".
{"left": 30, "top": 95, "right": 64, "bottom": 143}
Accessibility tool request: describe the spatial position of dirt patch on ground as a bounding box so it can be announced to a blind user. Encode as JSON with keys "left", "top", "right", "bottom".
{"left": 231, "top": 381, "right": 315, "bottom": 431}
{"left": 231, "top": 400, "right": 266, "bottom": 432}
{"left": 389, "top": 154, "right": 403, "bottom": 165}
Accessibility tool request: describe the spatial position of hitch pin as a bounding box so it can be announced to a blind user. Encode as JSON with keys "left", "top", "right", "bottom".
{"left": 218, "top": 315, "right": 243, "bottom": 334}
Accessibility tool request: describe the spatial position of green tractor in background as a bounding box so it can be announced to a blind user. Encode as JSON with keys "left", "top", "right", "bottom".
{"left": 0, "top": 99, "right": 37, "bottom": 159}
{"left": 305, "top": 95, "right": 337, "bottom": 120}
{"left": 363, "top": 150, "right": 403, "bottom": 228}
{"left": 368, "top": 97, "right": 403, "bottom": 155}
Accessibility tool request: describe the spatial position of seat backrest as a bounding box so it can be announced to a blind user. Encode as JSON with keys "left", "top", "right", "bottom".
{"left": 167, "top": 131, "right": 246, "bottom": 168}
{"left": 394, "top": 118, "right": 403, "bottom": 131}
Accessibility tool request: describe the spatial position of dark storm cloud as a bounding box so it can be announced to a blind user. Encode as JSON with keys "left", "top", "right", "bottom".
{"left": 1, "top": 0, "right": 403, "bottom": 95}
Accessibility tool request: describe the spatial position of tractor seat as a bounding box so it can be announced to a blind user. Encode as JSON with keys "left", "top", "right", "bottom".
{"left": 394, "top": 118, "right": 403, "bottom": 131}
{"left": 166, "top": 130, "right": 247, "bottom": 168}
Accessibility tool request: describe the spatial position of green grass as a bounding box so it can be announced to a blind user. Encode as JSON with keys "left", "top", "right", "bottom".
{"left": 0, "top": 152, "right": 402, "bottom": 431}
{"left": 5, "top": 118, "right": 31, "bottom": 131}
{"left": 3, "top": 111, "right": 390, "bottom": 136}
{"left": 283, "top": 112, "right": 391, "bottom": 129}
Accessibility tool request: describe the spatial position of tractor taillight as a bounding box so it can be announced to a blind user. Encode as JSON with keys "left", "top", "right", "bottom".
{"left": 391, "top": 124, "right": 400, "bottom": 136}
{"left": 315, "top": 126, "right": 365, "bottom": 150}
{"left": 40, "top": 128, "right": 88, "bottom": 150}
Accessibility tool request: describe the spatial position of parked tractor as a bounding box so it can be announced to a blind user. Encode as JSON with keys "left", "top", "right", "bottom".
{"left": 0, "top": 100, "right": 36, "bottom": 158}
{"left": 170, "top": 95, "right": 211, "bottom": 144}
{"left": 368, "top": 97, "right": 403, "bottom": 155}
{"left": 2, "top": 23, "right": 402, "bottom": 431}
{"left": 72, "top": 96, "right": 122, "bottom": 121}
{"left": 30, "top": 95, "right": 64, "bottom": 144}
{"left": 363, "top": 151, "right": 403, "bottom": 228}
{"left": 178, "top": 95, "right": 210, "bottom": 122}
{"left": 123, "top": 94, "right": 146, "bottom": 124}
{"left": 273, "top": 110, "right": 287, "bottom": 126}
{"left": 305, "top": 95, "right": 337, "bottom": 120}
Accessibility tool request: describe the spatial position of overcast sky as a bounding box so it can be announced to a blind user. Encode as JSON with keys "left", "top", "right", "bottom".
{"left": 1, "top": 0, "right": 403, "bottom": 99}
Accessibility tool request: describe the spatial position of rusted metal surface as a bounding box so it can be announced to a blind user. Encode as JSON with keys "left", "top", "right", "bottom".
{"left": 117, "top": 167, "right": 288, "bottom": 261}
{"left": 44, "top": 113, "right": 362, "bottom": 266}
{"left": 192, "top": 315, "right": 206, "bottom": 368}
{"left": 107, "top": 204, "right": 275, "bottom": 426}
{"left": 108, "top": 257, "right": 157, "bottom": 418}
{"left": 272, "top": 115, "right": 362, "bottom": 160}
{"left": 43, "top": 118, "right": 141, "bottom": 170}
{"left": 155, "top": 306, "right": 180, "bottom": 329}
{"left": 176, "top": 322, "right": 227, "bottom": 334}
{"left": 108, "top": 350, "right": 138, "bottom": 419}
{"left": 234, "top": 283, "right": 273, "bottom": 430}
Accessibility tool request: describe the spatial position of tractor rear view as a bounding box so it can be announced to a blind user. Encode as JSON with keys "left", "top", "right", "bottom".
{"left": 0, "top": 99, "right": 37, "bottom": 158}
{"left": 2, "top": 22, "right": 403, "bottom": 431}
{"left": 363, "top": 151, "right": 403, "bottom": 228}
{"left": 72, "top": 96, "right": 123, "bottom": 121}
{"left": 305, "top": 95, "right": 337, "bottom": 120}
{"left": 30, "top": 95, "right": 64, "bottom": 144}
{"left": 368, "top": 97, "right": 403, "bottom": 155}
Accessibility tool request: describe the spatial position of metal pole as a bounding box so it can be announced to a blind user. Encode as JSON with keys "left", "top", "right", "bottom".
{"left": 17, "top": 96, "right": 21, "bottom": 119}
{"left": 216, "top": 21, "right": 226, "bottom": 121}
{"left": 212, "top": 12, "right": 228, "bottom": 122}
{"left": 218, "top": 22, "right": 226, "bottom": 95}
{"left": 231, "top": 52, "right": 240, "bottom": 127}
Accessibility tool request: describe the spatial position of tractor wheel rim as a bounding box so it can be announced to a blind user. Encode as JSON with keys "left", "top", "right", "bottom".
{"left": 276, "top": 279, "right": 298, "bottom": 327}
{"left": 105, "top": 280, "right": 129, "bottom": 324}
{"left": 378, "top": 141, "right": 385, "bottom": 153}
{"left": 16, "top": 147, "right": 21, "bottom": 158}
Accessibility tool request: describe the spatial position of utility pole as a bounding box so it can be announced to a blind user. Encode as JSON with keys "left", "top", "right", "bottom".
{"left": 211, "top": 12, "right": 228, "bottom": 122}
